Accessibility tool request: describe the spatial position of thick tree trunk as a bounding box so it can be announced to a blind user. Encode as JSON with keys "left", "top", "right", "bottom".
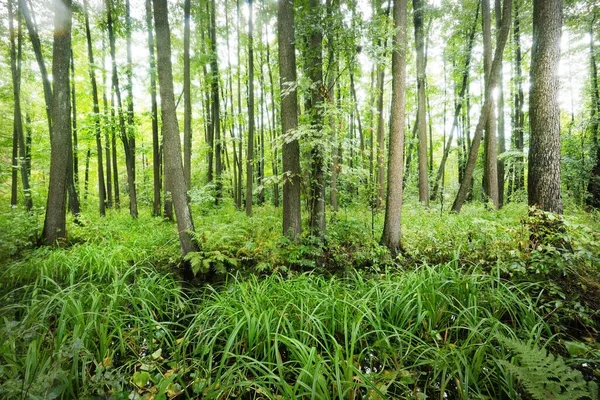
{"left": 413, "top": 0, "right": 429, "bottom": 206}
{"left": 482, "top": 0, "right": 499, "bottom": 209}
{"left": 246, "top": 0, "right": 255, "bottom": 216}
{"left": 83, "top": 0, "right": 106, "bottom": 216}
{"left": 153, "top": 0, "right": 200, "bottom": 257}
{"left": 451, "top": 0, "right": 511, "bottom": 213}
{"left": 528, "top": 0, "right": 563, "bottom": 214}
{"left": 278, "top": 0, "right": 302, "bottom": 239}
{"left": 42, "top": 0, "right": 72, "bottom": 245}
{"left": 430, "top": 0, "right": 480, "bottom": 201}
{"left": 381, "top": 0, "right": 407, "bottom": 256}
{"left": 146, "top": 0, "right": 161, "bottom": 217}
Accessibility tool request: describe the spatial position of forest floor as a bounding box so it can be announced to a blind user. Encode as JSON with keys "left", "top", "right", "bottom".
{"left": 1, "top": 200, "right": 599, "bottom": 399}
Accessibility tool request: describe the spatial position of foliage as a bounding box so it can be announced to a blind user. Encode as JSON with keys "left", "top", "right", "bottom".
{"left": 496, "top": 335, "right": 598, "bottom": 400}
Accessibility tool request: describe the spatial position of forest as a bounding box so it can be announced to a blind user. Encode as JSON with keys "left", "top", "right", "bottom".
{"left": 1, "top": 0, "right": 600, "bottom": 398}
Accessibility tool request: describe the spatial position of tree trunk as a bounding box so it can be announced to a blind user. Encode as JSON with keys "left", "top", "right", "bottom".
{"left": 510, "top": 0, "right": 525, "bottom": 198}
{"left": 210, "top": 0, "right": 222, "bottom": 203}
{"left": 107, "top": 0, "right": 137, "bottom": 218}
{"left": 586, "top": 13, "right": 600, "bottom": 208}
{"left": 451, "top": 0, "right": 511, "bottom": 213}
{"left": 306, "top": 0, "right": 326, "bottom": 237}
{"left": 413, "top": 0, "right": 429, "bottom": 206}
{"left": 146, "top": 0, "right": 161, "bottom": 216}
{"left": 246, "top": 0, "right": 255, "bottom": 216}
{"left": 125, "top": 0, "right": 137, "bottom": 217}
{"left": 265, "top": 24, "right": 280, "bottom": 208}
{"left": 19, "top": 0, "right": 52, "bottom": 136}
{"left": 102, "top": 35, "right": 113, "bottom": 208}
{"left": 528, "top": 0, "right": 563, "bottom": 214}
{"left": 41, "top": 0, "right": 72, "bottom": 245}
{"left": 278, "top": 0, "right": 302, "bottom": 239}
{"left": 430, "top": 0, "right": 480, "bottom": 201}
{"left": 375, "top": 67, "right": 386, "bottom": 209}
{"left": 183, "top": 0, "right": 192, "bottom": 189}
{"left": 381, "top": 0, "right": 407, "bottom": 256}
{"left": 83, "top": 0, "right": 106, "bottom": 216}
{"left": 495, "top": 0, "right": 506, "bottom": 207}
{"left": 84, "top": 147, "right": 91, "bottom": 201}
{"left": 153, "top": 0, "right": 200, "bottom": 257}
{"left": 482, "top": 0, "right": 499, "bottom": 209}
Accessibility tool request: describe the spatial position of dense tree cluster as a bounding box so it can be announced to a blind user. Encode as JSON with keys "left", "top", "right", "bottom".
{"left": 2, "top": 0, "right": 598, "bottom": 262}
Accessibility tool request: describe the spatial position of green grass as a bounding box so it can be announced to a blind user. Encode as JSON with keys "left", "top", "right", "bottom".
{"left": 0, "top": 202, "right": 599, "bottom": 399}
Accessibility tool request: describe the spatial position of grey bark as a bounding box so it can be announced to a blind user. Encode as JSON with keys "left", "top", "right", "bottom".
{"left": 528, "top": 0, "right": 563, "bottom": 214}
{"left": 278, "top": 0, "right": 302, "bottom": 239}
{"left": 381, "top": 0, "right": 407, "bottom": 256}
{"left": 413, "top": 0, "right": 429, "bottom": 206}
{"left": 153, "top": 0, "right": 200, "bottom": 256}
{"left": 246, "top": 0, "right": 255, "bottom": 216}
{"left": 42, "top": 0, "right": 72, "bottom": 245}
{"left": 146, "top": 0, "right": 161, "bottom": 216}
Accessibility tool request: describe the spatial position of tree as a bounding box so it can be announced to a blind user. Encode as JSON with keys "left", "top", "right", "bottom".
{"left": 278, "top": 0, "right": 302, "bottom": 239}
{"left": 152, "top": 0, "right": 200, "bottom": 256}
{"left": 83, "top": 0, "right": 106, "bottom": 217}
{"left": 413, "top": 0, "right": 429, "bottom": 206}
{"left": 451, "top": 0, "right": 511, "bottom": 213}
{"left": 482, "top": 0, "right": 499, "bottom": 209}
{"left": 146, "top": 0, "right": 161, "bottom": 217}
{"left": 41, "top": 0, "right": 72, "bottom": 245}
{"left": 586, "top": 11, "right": 600, "bottom": 208}
{"left": 528, "top": 0, "right": 563, "bottom": 214}
{"left": 381, "top": 0, "right": 408, "bottom": 256}
{"left": 246, "top": 0, "right": 255, "bottom": 216}
{"left": 183, "top": 0, "right": 192, "bottom": 189}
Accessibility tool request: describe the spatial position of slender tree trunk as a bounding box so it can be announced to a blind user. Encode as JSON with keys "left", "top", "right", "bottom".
{"left": 381, "top": 0, "right": 407, "bottom": 256}
{"left": 125, "top": 0, "right": 137, "bottom": 217}
{"left": 265, "top": 24, "right": 280, "bottom": 207}
{"left": 107, "top": 0, "right": 137, "bottom": 218}
{"left": 183, "top": 0, "right": 192, "bottom": 189}
{"left": 153, "top": 0, "right": 200, "bottom": 257}
{"left": 586, "top": 13, "right": 600, "bottom": 208}
{"left": 278, "top": 0, "right": 302, "bottom": 239}
{"left": 102, "top": 35, "right": 113, "bottom": 208}
{"left": 70, "top": 50, "right": 79, "bottom": 188}
{"left": 496, "top": 0, "right": 506, "bottom": 207}
{"left": 19, "top": 0, "right": 52, "bottom": 136}
{"left": 83, "top": 0, "right": 106, "bottom": 216}
{"left": 482, "top": 0, "right": 499, "bottom": 209}
{"left": 67, "top": 50, "right": 80, "bottom": 216}
{"left": 375, "top": 67, "right": 386, "bottom": 209}
{"left": 42, "top": 0, "right": 72, "bottom": 245}
{"left": 413, "top": 0, "right": 429, "bottom": 206}
{"left": 110, "top": 90, "right": 120, "bottom": 208}
{"left": 84, "top": 147, "right": 91, "bottom": 201}
{"left": 246, "top": 0, "right": 255, "bottom": 216}
{"left": 306, "top": 0, "right": 326, "bottom": 237}
{"left": 452, "top": 0, "right": 511, "bottom": 213}
{"left": 236, "top": 0, "right": 243, "bottom": 209}
{"left": 430, "top": 0, "right": 480, "bottom": 201}
{"left": 146, "top": 0, "right": 161, "bottom": 216}
{"left": 9, "top": 0, "right": 21, "bottom": 208}
{"left": 528, "top": 0, "right": 563, "bottom": 214}
{"left": 210, "top": 0, "right": 222, "bottom": 203}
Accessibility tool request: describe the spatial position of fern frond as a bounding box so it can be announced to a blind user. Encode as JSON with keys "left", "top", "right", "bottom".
{"left": 497, "top": 335, "right": 598, "bottom": 400}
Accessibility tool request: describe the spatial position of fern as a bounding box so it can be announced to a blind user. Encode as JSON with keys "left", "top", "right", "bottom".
{"left": 184, "top": 250, "right": 238, "bottom": 276}
{"left": 497, "top": 335, "right": 598, "bottom": 400}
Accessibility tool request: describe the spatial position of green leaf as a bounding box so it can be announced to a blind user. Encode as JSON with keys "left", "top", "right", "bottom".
{"left": 133, "top": 371, "right": 151, "bottom": 388}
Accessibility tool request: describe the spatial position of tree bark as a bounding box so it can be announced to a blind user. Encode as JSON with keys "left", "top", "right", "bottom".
{"left": 278, "top": 0, "right": 302, "bottom": 239}
{"left": 102, "top": 34, "right": 113, "bottom": 208}
{"left": 153, "top": 0, "right": 200, "bottom": 257}
{"left": 430, "top": 0, "right": 480, "bottom": 201}
{"left": 83, "top": 0, "right": 106, "bottom": 216}
{"left": 482, "top": 0, "right": 499, "bottom": 209}
{"left": 210, "top": 0, "right": 222, "bottom": 203}
{"left": 183, "top": 0, "right": 192, "bottom": 189}
{"left": 375, "top": 67, "right": 386, "bottom": 209}
{"left": 586, "top": 13, "right": 600, "bottom": 208}
{"left": 451, "top": 0, "right": 511, "bottom": 213}
{"left": 246, "top": 0, "right": 255, "bottom": 216}
{"left": 413, "top": 0, "right": 429, "bottom": 206}
{"left": 67, "top": 51, "right": 80, "bottom": 216}
{"left": 146, "top": 0, "right": 161, "bottom": 216}
{"left": 381, "top": 0, "right": 407, "bottom": 256}
{"left": 495, "top": 0, "right": 506, "bottom": 207}
{"left": 106, "top": 0, "right": 137, "bottom": 218}
{"left": 305, "top": 0, "right": 326, "bottom": 237}
{"left": 528, "top": 0, "right": 563, "bottom": 214}
{"left": 41, "top": 0, "right": 72, "bottom": 245}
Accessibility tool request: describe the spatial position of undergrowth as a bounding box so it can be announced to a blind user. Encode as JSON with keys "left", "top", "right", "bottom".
{"left": 0, "top": 202, "right": 599, "bottom": 398}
